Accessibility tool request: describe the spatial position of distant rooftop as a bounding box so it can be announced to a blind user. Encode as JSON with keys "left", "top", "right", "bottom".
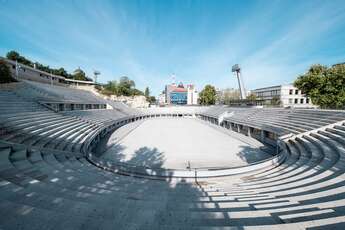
{"left": 172, "top": 87, "right": 187, "bottom": 93}
{"left": 332, "top": 62, "right": 345, "bottom": 67}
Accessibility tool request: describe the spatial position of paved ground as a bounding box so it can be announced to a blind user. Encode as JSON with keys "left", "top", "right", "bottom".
{"left": 99, "top": 118, "right": 271, "bottom": 169}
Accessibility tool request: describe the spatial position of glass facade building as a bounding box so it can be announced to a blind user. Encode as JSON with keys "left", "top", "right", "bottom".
{"left": 170, "top": 91, "right": 187, "bottom": 104}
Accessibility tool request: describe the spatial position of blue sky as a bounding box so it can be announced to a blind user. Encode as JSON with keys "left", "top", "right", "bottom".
{"left": 1, "top": 0, "right": 345, "bottom": 96}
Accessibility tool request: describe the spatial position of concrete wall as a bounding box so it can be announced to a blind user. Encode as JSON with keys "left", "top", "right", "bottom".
{"left": 1, "top": 57, "right": 97, "bottom": 88}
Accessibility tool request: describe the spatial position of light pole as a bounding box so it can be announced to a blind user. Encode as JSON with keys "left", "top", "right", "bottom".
{"left": 15, "top": 60, "right": 19, "bottom": 79}
{"left": 50, "top": 70, "right": 53, "bottom": 85}
{"left": 15, "top": 60, "right": 23, "bottom": 80}
{"left": 232, "top": 64, "right": 246, "bottom": 100}
{"left": 93, "top": 70, "right": 100, "bottom": 84}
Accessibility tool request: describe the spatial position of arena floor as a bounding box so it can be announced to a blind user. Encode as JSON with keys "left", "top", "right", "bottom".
{"left": 99, "top": 118, "right": 272, "bottom": 170}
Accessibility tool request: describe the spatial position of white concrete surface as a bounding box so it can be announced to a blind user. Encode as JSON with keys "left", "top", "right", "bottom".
{"left": 100, "top": 118, "right": 271, "bottom": 169}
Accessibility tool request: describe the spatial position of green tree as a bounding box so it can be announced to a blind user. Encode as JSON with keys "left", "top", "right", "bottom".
{"left": 53, "top": 68, "right": 68, "bottom": 78}
{"left": 101, "top": 77, "right": 143, "bottom": 97}
{"left": 294, "top": 63, "right": 345, "bottom": 109}
{"left": 72, "top": 68, "right": 92, "bottom": 81}
{"left": 144, "top": 87, "right": 150, "bottom": 98}
{"left": 103, "top": 80, "right": 119, "bottom": 95}
{"left": 0, "top": 60, "right": 16, "bottom": 83}
{"left": 149, "top": 96, "right": 156, "bottom": 104}
{"left": 131, "top": 88, "right": 144, "bottom": 96}
{"left": 247, "top": 93, "right": 257, "bottom": 101}
{"left": 6, "top": 50, "right": 32, "bottom": 66}
{"left": 6, "top": 50, "right": 75, "bottom": 78}
{"left": 199, "top": 84, "right": 217, "bottom": 105}
{"left": 117, "top": 76, "right": 135, "bottom": 96}
{"left": 6, "top": 50, "right": 20, "bottom": 61}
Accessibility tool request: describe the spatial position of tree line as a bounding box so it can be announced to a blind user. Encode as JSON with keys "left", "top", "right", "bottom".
{"left": 5, "top": 50, "right": 92, "bottom": 81}
{"left": 294, "top": 63, "right": 345, "bottom": 109}
{"left": 3, "top": 50, "right": 344, "bottom": 108}
{"left": 102, "top": 76, "right": 142, "bottom": 96}
{"left": 101, "top": 77, "right": 155, "bottom": 103}
{"left": 2, "top": 50, "right": 155, "bottom": 101}
{"left": 198, "top": 62, "right": 345, "bottom": 108}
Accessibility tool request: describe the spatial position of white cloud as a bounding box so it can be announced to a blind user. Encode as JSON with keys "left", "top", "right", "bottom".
{"left": 1, "top": 0, "right": 345, "bottom": 95}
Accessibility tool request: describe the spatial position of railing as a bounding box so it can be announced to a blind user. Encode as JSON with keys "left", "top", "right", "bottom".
{"left": 81, "top": 109, "right": 343, "bottom": 178}
{"left": 86, "top": 147, "right": 286, "bottom": 178}
{"left": 279, "top": 119, "right": 345, "bottom": 142}
{"left": 81, "top": 113, "right": 287, "bottom": 178}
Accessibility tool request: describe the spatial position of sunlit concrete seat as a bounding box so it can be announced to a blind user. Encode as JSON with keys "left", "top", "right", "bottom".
{"left": 2, "top": 82, "right": 345, "bottom": 229}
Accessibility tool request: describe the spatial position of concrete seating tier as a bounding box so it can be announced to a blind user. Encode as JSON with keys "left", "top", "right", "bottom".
{"left": 0, "top": 112, "right": 101, "bottom": 153}
{"left": 221, "top": 125, "right": 345, "bottom": 226}
{"left": 10, "top": 82, "right": 61, "bottom": 103}
{"left": 63, "top": 109, "right": 126, "bottom": 124}
{"left": 1, "top": 120, "right": 345, "bottom": 229}
{"left": 199, "top": 105, "right": 235, "bottom": 117}
{"left": 1, "top": 83, "right": 345, "bottom": 228}
{"left": 106, "top": 100, "right": 142, "bottom": 115}
{"left": 62, "top": 109, "right": 129, "bottom": 126}
{"left": 200, "top": 106, "right": 345, "bottom": 135}
{"left": 23, "top": 80, "right": 107, "bottom": 104}
{"left": 0, "top": 90, "right": 49, "bottom": 114}
{"left": 0, "top": 92, "right": 101, "bottom": 153}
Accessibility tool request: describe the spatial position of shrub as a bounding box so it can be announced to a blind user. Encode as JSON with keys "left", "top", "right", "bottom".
{"left": 0, "top": 60, "right": 16, "bottom": 83}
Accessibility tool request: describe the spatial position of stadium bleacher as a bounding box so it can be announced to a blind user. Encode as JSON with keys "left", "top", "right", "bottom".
{"left": 23, "top": 80, "right": 107, "bottom": 104}
{"left": 199, "top": 106, "right": 345, "bottom": 135}
{"left": 1, "top": 81, "right": 345, "bottom": 229}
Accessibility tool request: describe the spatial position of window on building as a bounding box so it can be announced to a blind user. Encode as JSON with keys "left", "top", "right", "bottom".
{"left": 306, "top": 98, "right": 309, "bottom": 104}
{"left": 289, "top": 89, "right": 293, "bottom": 95}
{"left": 300, "top": 98, "right": 304, "bottom": 104}
{"left": 271, "top": 90, "right": 279, "bottom": 96}
{"left": 289, "top": 99, "right": 293, "bottom": 104}
{"left": 295, "top": 90, "right": 299, "bottom": 95}
{"left": 294, "top": 98, "right": 298, "bottom": 104}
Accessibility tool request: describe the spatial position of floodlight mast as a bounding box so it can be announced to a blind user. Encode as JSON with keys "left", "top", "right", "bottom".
{"left": 93, "top": 70, "right": 100, "bottom": 84}
{"left": 232, "top": 64, "right": 246, "bottom": 100}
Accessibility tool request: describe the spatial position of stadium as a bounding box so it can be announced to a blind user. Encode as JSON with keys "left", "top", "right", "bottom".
{"left": 1, "top": 57, "right": 345, "bottom": 229}
{"left": 1, "top": 0, "right": 345, "bottom": 228}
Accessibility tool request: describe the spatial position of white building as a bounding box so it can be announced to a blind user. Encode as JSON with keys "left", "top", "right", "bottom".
{"left": 158, "top": 92, "right": 166, "bottom": 105}
{"left": 187, "top": 84, "right": 198, "bottom": 105}
{"left": 216, "top": 88, "right": 240, "bottom": 104}
{"left": 252, "top": 84, "right": 316, "bottom": 108}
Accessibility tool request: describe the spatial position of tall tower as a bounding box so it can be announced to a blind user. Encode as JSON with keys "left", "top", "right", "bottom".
{"left": 232, "top": 64, "right": 246, "bottom": 100}
{"left": 93, "top": 70, "right": 100, "bottom": 83}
